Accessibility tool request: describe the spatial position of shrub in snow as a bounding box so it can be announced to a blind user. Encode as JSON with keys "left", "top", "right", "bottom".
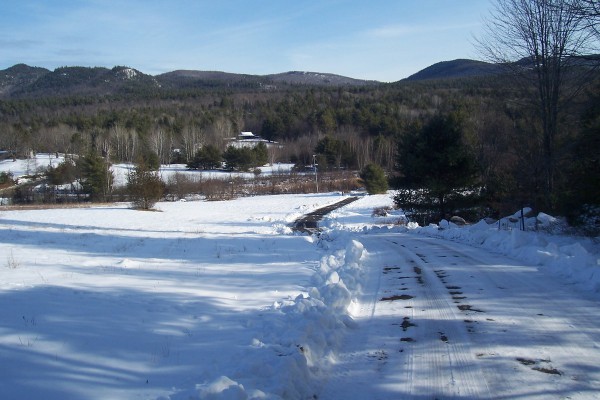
{"left": 127, "top": 162, "right": 164, "bottom": 210}
{"left": 569, "top": 205, "right": 600, "bottom": 237}
{"left": 450, "top": 216, "right": 467, "bottom": 226}
{"left": 6, "top": 249, "right": 19, "bottom": 269}
{"left": 0, "top": 171, "right": 14, "bottom": 185}
{"left": 371, "top": 206, "right": 392, "bottom": 217}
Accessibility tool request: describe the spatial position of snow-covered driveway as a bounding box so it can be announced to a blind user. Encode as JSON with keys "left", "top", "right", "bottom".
{"left": 1, "top": 193, "right": 598, "bottom": 399}
{"left": 320, "top": 231, "right": 600, "bottom": 399}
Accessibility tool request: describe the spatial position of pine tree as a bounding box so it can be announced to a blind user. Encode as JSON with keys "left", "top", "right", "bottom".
{"left": 394, "top": 113, "right": 478, "bottom": 222}
{"left": 127, "top": 160, "right": 164, "bottom": 210}
{"left": 360, "top": 164, "right": 388, "bottom": 194}
{"left": 187, "top": 144, "right": 223, "bottom": 170}
{"left": 78, "top": 153, "right": 114, "bottom": 202}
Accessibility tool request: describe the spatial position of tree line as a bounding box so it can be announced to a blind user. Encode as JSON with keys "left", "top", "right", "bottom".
{"left": 0, "top": 0, "right": 598, "bottom": 228}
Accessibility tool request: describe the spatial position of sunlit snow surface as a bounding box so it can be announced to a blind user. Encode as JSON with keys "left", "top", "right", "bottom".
{"left": 1, "top": 155, "right": 599, "bottom": 399}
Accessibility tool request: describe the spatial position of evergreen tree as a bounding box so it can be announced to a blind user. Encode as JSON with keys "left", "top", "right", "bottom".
{"left": 252, "top": 142, "right": 269, "bottom": 166}
{"left": 223, "top": 145, "right": 265, "bottom": 171}
{"left": 394, "top": 113, "right": 479, "bottom": 222}
{"left": 261, "top": 116, "right": 285, "bottom": 141}
{"left": 561, "top": 89, "right": 600, "bottom": 233}
{"left": 187, "top": 144, "right": 222, "bottom": 170}
{"left": 127, "top": 160, "right": 164, "bottom": 210}
{"left": 360, "top": 164, "right": 388, "bottom": 194}
{"left": 78, "top": 153, "right": 114, "bottom": 202}
{"left": 141, "top": 150, "right": 160, "bottom": 171}
{"left": 314, "top": 136, "right": 355, "bottom": 170}
{"left": 46, "top": 160, "right": 77, "bottom": 185}
{"left": 223, "top": 146, "right": 245, "bottom": 171}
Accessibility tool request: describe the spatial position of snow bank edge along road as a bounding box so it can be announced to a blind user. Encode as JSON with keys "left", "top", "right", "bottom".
{"left": 183, "top": 193, "right": 600, "bottom": 399}
{"left": 323, "top": 199, "right": 600, "bottom": 296}
{"left": 178, "top": 237, "right": 369, "bottom": 400}
{"left": 412, "top": 219, "right": 600, "bottom": 295}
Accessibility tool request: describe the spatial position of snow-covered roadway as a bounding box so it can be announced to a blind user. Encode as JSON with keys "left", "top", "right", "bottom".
{"left": 1, "top": 189, "right": 598, "bottom": 399}
{"left": 319, "top": 231, "right": 600, "bottom": 399}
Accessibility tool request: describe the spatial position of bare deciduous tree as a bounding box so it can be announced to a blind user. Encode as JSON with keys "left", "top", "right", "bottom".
{"left": 207, "top": 116, "right": 234, "bottom": 151}
{"left": 148, "top": 127, "right": 172, "bottom": 165}
{"left": 111, "top": 124, "right": 137, "bottom": 163}
{"left": 181, "top": 124, "right": 204, "bottom": 163}
{"left": 477, "top": 0, "right": 598, "bottom": 210}
{"left": 576, "top": 0, "right": 600, "bottom": 38}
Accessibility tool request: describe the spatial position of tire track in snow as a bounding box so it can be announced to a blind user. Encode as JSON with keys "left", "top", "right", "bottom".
{"left": 319, "top": 232, "right": 492, "bottom": 399}
{"left": 393, "top": 238, "right": 492, "bottom": 398}
{"left": 399, "top": 235, "right": 600, "bottom": 399}
{"left": 320, "top": 231, "right": 600, "bottom": 399}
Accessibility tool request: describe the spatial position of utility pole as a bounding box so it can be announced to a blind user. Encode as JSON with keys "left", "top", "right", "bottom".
{"left": 313, "top": 154, "right": 318, "bottom": 193}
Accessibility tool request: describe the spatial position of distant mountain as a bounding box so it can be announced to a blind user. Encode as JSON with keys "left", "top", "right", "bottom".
{"left": 156, "top": 70, "right": 270, "bottom": 90}
{"left": 2, "top": 57, "right": 597, "bottom": 99}
{"left": 404, "top": 55, "right": 600, "bottom": 82}
{"left": 403, "top": 59, "right": 502, "bottom": 81}
{"left": 5, "top": 65, "right": 160, "bottom": 98}
{"left": 0, "top": 64, "right": 380, "bottom": 99}
{"left": 265, "top": 71, "right": 378, "bottom": 86}
{"left": 157, "top": 70, "right": 378, "bottom": 89}
{"left": 0, "top": 64, "right": 50, "bottom": 97}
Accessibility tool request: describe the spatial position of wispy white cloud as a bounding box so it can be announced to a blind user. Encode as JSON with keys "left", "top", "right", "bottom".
{"left": 366, "top": 25, "right": 423, "bottom": 38}
{"left": 366, "top": 22, "right": 482, "bottom": 39}
{"left": 0, "top": 39, "right": 40, "bottom": 49}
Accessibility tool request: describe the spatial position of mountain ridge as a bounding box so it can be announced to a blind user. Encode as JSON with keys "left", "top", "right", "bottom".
{"left": 0, "top": 59, "right": 509, "bottom": 99}
{"left": 403, "top": 59, "right": 502, "bottom": 81}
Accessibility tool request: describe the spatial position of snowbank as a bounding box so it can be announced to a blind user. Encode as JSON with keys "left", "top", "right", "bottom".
{"left": 174, "top": 236, "right": 367, "bottom": 399}
{"left": 321, "top": 194, "right": 600, "bottom": 295}
{"left": 411, "top": 218, "right": 600, "bottom": 293}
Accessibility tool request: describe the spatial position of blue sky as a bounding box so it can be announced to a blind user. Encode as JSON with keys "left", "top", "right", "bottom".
{"left": 0, "top": 1, "right": 493, "bottom": 82}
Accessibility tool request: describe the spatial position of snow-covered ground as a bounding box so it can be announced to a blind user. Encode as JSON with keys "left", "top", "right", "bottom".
{"left": 322, "top": 202, "right": 600, "bottom": 399}
{"left": 0, "top": 194, "right": 344, "bottom": 399}
{"left": 0, "top": 153, "right": 66, "bottom": 180}
{"left": 0, "top": 153, "right": 295, "bottom": 187}
{"left": 1, "top": 155, "right": 599, "bottom": 399}
{"left": 114, "top": 162, "right": 296, "bottom": 187}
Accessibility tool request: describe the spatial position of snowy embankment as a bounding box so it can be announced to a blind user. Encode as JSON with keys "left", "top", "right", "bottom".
{"left": 324, "top": 196, "right": 600, "bottom": 294}
{"left": 0, "top": 192, "right": 371, "bottom": 400}
{"left": 183, "top": 238, "right": 367, "bottom": 400}
{"left": 415, "top": 217, "right": 600, "bottom": 294}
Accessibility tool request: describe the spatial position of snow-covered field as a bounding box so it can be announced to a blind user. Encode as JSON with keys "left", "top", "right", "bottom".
{"left": 1, "top": 154, "right": 600, "bottom": 399}
{"left": 0, "top": 153, "right": 295, "bottom": 188}
{"left": 0, "top": 153, "right": 65, "bottom": 181}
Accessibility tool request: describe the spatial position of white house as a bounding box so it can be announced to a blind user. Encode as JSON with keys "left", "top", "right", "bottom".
{"left": 228, "top": 132, "right": 279, "bottom": 149}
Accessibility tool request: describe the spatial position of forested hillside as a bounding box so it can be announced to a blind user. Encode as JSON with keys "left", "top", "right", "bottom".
{"left": 1, "top": 60, "right": 598, "bottom": 228}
